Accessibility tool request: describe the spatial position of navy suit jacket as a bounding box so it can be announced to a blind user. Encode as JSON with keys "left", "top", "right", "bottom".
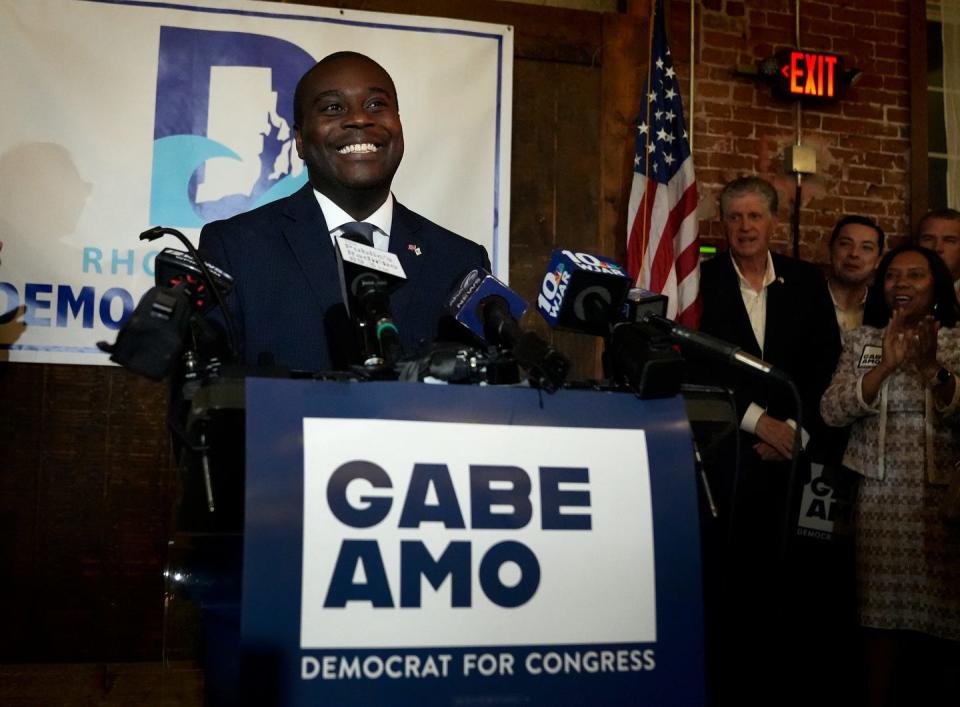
{"left": 198, "top": 184, "right": 490, "bottom": 371}
{"left": 697, "top": 251, "right": 841, "bottom": 461}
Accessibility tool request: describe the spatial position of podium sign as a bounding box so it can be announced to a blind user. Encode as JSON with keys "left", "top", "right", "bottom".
{"left": 243, "top": 380, "right": 704, "bottom": 706}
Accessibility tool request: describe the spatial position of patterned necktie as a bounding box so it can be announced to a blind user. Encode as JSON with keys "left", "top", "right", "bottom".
{"left": 340, "top": 221, "right": 376, "bottom": 246}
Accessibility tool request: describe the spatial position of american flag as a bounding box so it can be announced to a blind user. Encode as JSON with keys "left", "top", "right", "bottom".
{"left": 626, "top": 0, "right": 700, "bottom": 327}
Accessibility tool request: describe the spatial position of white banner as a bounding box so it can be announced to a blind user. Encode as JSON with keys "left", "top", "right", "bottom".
{"left": 0, "top": 0, "right": 512, "bottom": 364}
{"left": 301, "top": 419, "right": 657, "bottom": 649}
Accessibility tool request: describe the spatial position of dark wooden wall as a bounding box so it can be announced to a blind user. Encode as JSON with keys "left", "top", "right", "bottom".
{"left": 0, "top": 365, "right": 175, "bottom": 661}
{"left": 0, "top": 0, "right": 649, "bottom": 663}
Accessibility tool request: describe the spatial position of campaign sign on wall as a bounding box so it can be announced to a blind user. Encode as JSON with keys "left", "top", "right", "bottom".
{"left": 0, "top": 0, "right": 511, "bottom": 364}
{"left": 244, "top": 380, "right": 705, "bottom": 706}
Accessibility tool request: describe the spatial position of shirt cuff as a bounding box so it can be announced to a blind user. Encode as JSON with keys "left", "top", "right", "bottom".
{"left": 740, "top": 403, "right": 765, "bottom": 435}
{"left": 785, "top": 418, "right": 810, "bottom": 450}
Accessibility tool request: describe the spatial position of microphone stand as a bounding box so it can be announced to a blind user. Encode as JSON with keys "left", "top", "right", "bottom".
{"left": 480, "top": 297, "right": 569, "bottom": 393}
{"left": 779, "top": 379, "right": 804, "bottom": 566}
{"left": 353, "top": 272, "right": 402, "bottom": 370}
{"left": 637, "top": 312, "right": 805, "bottom": 568}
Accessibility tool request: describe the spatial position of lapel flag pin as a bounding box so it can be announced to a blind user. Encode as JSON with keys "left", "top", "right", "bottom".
{"left": 407, "top": 243, "right": 422, "bottom": 256}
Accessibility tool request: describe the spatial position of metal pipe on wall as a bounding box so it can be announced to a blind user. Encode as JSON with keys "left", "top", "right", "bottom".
{"left": 792, "top": 0, "right": 803, "bottom": 259}
{"left": 689, "top": 0, "right": 695, "bottom": 151}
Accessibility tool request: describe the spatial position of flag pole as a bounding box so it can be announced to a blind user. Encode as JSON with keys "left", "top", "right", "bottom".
{"left": 637, "top": 0, "right": 659, "bottom": 287}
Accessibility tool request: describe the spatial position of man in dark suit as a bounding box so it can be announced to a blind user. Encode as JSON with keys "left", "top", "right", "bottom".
{"left": 188, "top": 53, "right": 491, "bottom": 706}
{"left": 696, "top": 176, "right": 841, "bottom": 704}
{"left": 199, "top": 51, "right": 490, "bottom": 371}
{"left": 700, "top": 177, "right": 840, "bottom": 465}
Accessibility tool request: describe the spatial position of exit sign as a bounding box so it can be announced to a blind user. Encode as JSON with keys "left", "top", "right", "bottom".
{"left": 774, "top": 49, "right": 846, "bottom": 101}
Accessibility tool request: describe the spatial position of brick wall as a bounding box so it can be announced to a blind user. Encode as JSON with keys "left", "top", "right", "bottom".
{"left": 670, "top": 0, "right": 911, "bottom": 262}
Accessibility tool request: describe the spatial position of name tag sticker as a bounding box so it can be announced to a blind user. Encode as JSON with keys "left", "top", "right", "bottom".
{"left": 858, "top": 345, "right": 882, "bottom": 368}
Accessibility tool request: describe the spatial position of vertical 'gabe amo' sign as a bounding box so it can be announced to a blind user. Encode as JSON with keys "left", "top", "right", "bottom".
{"left": 775, "top": 49, "right": 845, "bottom": 101}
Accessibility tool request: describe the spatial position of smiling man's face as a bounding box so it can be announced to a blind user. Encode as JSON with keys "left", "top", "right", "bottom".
{"left": 830, "top": 222, "right": 881, "bottom": 288}
{"left": 294, "top": 54, "right": 404, "bottom": 213}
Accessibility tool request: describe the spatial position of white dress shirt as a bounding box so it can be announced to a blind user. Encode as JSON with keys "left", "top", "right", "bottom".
{"left": 729, "top": 253, "right": 807, "bottom": 447}
{"left": 313, "top": 189, "right": 394, "bottom": 252}
{"left": 731, "top": 251, "right": 776, "bottom": 358}
{"left": 827, "top": 279, "right": 866, "bottom": 343}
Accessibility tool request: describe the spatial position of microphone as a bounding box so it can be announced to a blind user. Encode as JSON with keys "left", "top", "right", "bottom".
{"left": 446, "top": 268, "right": 570, "bottom": 392}
{"left": 605, "top": 320, "right": 684, "bottom": 398}
{"left": 638, "top": 311, "right": 792, "bottom": 383}
{"left": 97, "top": 234, "right": 239, "bottom": 380}
{"left": 140, "top": 226, "right": 239, "bottom": 361}
{"left": 335, "top": 235, "right": 407, "bottom": 367}
{"left": 533, "top": 250, "right": 683, "bottom": 396}
{"left": 536, "top": 249, "right": 633, "bottom": 336}
{"left": 97, "top": 283, "right": 192, "bottom": 380}
{"left": 624, "top": 287, "right": 668, "bottom": 322}
{"left": 447, "top": 268, "right": 527, "bottom": 341}
{"left": 153, "top": 248, "right": 234, "bottom": 313}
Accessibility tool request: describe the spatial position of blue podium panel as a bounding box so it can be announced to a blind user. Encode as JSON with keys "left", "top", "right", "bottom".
{"left": 243, "top": 379, "right": 704, "bottom": 706}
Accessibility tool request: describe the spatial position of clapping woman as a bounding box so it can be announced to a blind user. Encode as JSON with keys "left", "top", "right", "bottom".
{"left": 821, "top": 245, "right": 960, "bottom": 706}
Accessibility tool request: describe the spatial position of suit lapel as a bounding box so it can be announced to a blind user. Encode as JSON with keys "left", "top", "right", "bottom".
{"left": 387, "top": 201, "right": 427, "bottom": 323}
{"left": 280, "top": 191, "right": 432, "bottom": 324}
{"left": 764, "top": 255, "right": 788, "bottom": 363}
{"left": 280, "top": 184, "right": 342, "bottom": 308}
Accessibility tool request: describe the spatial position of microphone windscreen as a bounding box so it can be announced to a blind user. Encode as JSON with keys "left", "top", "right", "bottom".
{"left": 334, "top": 236, "right": 406, "bottom": 318}
{"left": 536, "top": 249, "right": 632, "bottom": 335}
{"left": 446, "top": 268, "right": 528, "bottom": 343}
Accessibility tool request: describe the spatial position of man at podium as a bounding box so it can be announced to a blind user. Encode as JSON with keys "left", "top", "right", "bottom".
{"left": 198, "top": 51, "right": 490, "bottom": 371}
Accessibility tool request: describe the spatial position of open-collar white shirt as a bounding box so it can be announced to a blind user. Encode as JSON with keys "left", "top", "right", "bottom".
{"left": 827, "top": 279, "right": 867, "bottom": 342}
{"left": 728, "top": 251, "right": 806, "bottom": 446}
{"left": 731, "top": 250, "right": 776, "bottom": 357}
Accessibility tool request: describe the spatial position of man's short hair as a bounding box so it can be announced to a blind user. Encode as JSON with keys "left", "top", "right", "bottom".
{"left": 829, "top": 215, "right": 885, "bottom": 251}
{"left": 718, "top": 176, "right": 778, "bottom": 217}
{"left": 293, "top": 51, "right": 397, "bottom": 128}
{"left": 917, "top": 207, "right": 960, "bottom": 238}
